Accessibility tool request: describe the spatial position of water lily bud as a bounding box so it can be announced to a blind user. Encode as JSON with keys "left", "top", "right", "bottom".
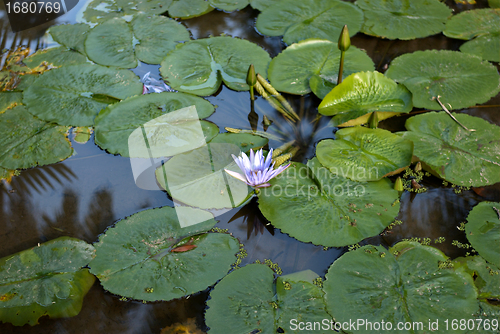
{"left": 411, "top": 179, "right": 422, "bottom": 190}
{"left": 338, "top": 25, "right": 351, "bottom": 52}
{"left": 368, "top": 111, "right": 378, "bottom": 129}
{"left": 246, "top": 64, "right": 256, "bottom": 86}
{"left": 394, "top": 177, "right": 404, "bottom": 192}
{"left": 414, "top": 161, "right": 422, "bottom": 172}
{"left": 263, "top": 115, "right": 273, "bottom": 127}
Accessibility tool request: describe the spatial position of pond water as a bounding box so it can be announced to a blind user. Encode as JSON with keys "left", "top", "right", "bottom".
{"left": 1, "top": 0, "right": 499, "bottom": 333}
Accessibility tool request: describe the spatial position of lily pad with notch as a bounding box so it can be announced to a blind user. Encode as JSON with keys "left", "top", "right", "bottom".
{"left": 206, "top": 264, "right": 330, "bottom": 333}
{"left": 23, "top": 63, "right": 143, "bottom": 127}
{"left": 48, "top": 23, "right": 91, "bottom": 54}
{"left": 444, "top": 9, "right": 500, "bottom": 62}
{"left": 88, "top": 206, "right": 240, "bottom": 302}
{"left": 94, "top": 92, "right": 217, "bottom": 157}
{"left": 0, "top": 106, "right": 73, "bottom": 170}
{"left": 268, "top": 39, "right": 374, "bottom": 96}
{"left": 316, "top": 127, "right": 413, "bottom": 182}
{"left": 0, "top": 237, "right": 96, "bottom": 326}
{"left": 399, "top": 112, "right": 500, "bottom": 187}
{"left": 85, "top": 15, "right": 191, "bottom": 68}
{"left": 323, "top": 242, "right": 479, "bottom": 334}
{"left": 356, "top": 0, "right": 452, "bottom": 40}
{"left": 258, "top": 158, "right": 400, "bottom": 247}
{"left": 155, "top": 143, "right": 252, "bottom": 210}
{"left": 255, "top": 0, "right": 363, "bottom": 45}
{"left": 160, "top": 36, "right": 271, "bottom": 96}
{"left": 385, "top": 50, "right": 500, "bottom": 110}
{"left": 318, "top": 71, "right": 413, "bottom": 126}
{"left": 465, "top": 202, "right": 500, "bottom": 268}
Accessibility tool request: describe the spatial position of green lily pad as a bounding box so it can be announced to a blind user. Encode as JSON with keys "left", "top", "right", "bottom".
{"left": 22, "top": 47, "right": 88, "bottom": 69}
{"left": 85, "top": 15, "right": 191, "bottom": 68}
{"left": 208, "top": 132, "right": 268, "bottom": 153}
{"left": 94, "top": 92, "right": 216, "bottom": 157}
{"left": 444, "top": 9, "right": 500, "bottom": 62}
{"left": 318, "top": 71, "right": 413, "bottom": 126}
{"left": 0, "top": 92, "right": 23, "bottom": 113}
{"left": 0, "top": 166, "right": 16, "bottom": 182}
{"left": 460, "top": 34, "right": 500, "bottom": 63}
{"left": 82, "top": 0, "right": 172, "bottom": 23}
{"left": 324, "top": 242, "right": 479, "bottom": 334}
{"left": 210, "top": 0, "right": 249, "bottom": 11}
{"left": 206, "top": 264, "right": 330, "bottom": 333}
{"left": 316, "top": 127, "right": 413, "bottom": 181}
{"left": 400, "top": 112, "right": 500, "bottom": 187}
{"left": 23, "top": 63, "right": 143, "bottom": 126}
{"left": 356, "top": 0, "right": 452, "bottom": 40}
{"left": 255, "top": 0, "right": 363, "bottom": 45}
{"left": 250, "top": 0, "right": 280, "bottom": 11}
{"left": 89, "top": 206, "right": 240, "bottom": 302}
{"left": 258, "top": 158, "right": 400, "bottom": 247}
{"left": 0, "top": 106, "right": 72, "bottom": 170}
{"left": 49, "top": 23, "right": 91, "bottom": 54}
{"left": 85, "top": 18, "right": 137, "bottom": 69}
{"left": 0, "top": 237, "right": 96, "bottom": 326}
{"left": 268, "top": 39, "right": 374, "bottom": 96}
{"left": 465, "top": 202, "right": 500, "bottom": 268}
{"left": 385, "top": 50, "right": 500, "bottom": 110}
{"left": 167, "top": 0, "right": 214, "bottom": 19}
{"left": 160, "top": 36, "right": 271, "bottom": 96}
{"left": 155, "top": 143, "right": 251, "bottom": 210}
{"left": 453, "top": 256, "right": 500, "bottom": 334}
{"left": 131, "top": 14, "right": 191, "bottom": 65}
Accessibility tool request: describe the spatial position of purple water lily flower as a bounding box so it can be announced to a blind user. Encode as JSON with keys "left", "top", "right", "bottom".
{"left": 141, "top": 72, "right": 173, "bottom": 94}
{"left": 225, "top": 148, "right": 290, "bottom": 188}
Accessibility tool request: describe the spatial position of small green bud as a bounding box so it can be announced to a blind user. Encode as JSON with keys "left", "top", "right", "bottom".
{"left": 338, "top": 25, "right": 351, "bottom": 52}
{"left": 246, "top": 64, "right": 256, "bottom": 86}
{"left": 414, "top": 161, "right": 422, "bottom": 172}
{"left": 263, "top": 115, "right": 273, "bottom": 127}
{"left": 394, "top": 176, "right": 404, "bottom": 192}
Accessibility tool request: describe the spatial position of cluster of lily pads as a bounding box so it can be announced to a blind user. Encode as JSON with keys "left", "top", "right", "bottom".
{"left": 1, "top": 0, "right": 500, "bottom": 331}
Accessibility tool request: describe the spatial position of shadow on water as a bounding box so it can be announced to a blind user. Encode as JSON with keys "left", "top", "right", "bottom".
{"left": 0, "top": 0, "right": 499, "bottom": 333}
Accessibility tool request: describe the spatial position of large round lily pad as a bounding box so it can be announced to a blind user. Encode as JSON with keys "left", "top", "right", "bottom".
{"left": 208, "top": 132, "right": 268, "bottom": 153}
{"left": 318, "top": 71, "right": 413, "bottom": 126}
{"left": 94, "top": 92, "right": 217, "bottom": 157}
{"left": 255, "top": 0, "right": 363, "bottom": 45}
{"left": 88, "top": 206, "right": 240, "bottom": 302}
{"left": 268, "top": 39, "right": 374, "bottom": 96}
{"left": 385, "top": 50, "right": 500, "bottom": 110}
{"left": 356, "top": 0, "right": 452, "bottom": 40}
{"left": 166, "top": 0, "right": 213, "bottom": 19}
{"left": 22, "top": 47, "right": 88, "bottom": 69}
{"left": 324, "top": 242, "right": 479, "bottom": 334}
{"left": 316, "top": 127, "right": 413, "bottom": 182}
{"left": 131, "top": 14, "right": 191, "bottom": 65}
{"left": 155, "top": 143, "right": 252, "bottom": 210}
{"left": 465, "top": 202, "right": 500, "bottom": 268}
{"left": 0, "top": 106, "right": 72, "bottom": 170}
{"left": 444, "top": 9, "right": 500, "bottom": 62}
{"left": 85, "top": 15, "right": 191, "bottom": 68}
{"left": 23, "top": 64, "right": 143, "bottom": 126}
{"left": 0, "top": 237, "right": 95, "bottom": 326}
{"left": 400, "top": 112, "right": 500, "bottom": 187}
{"left": 49, "top": 23, "right": 90, "bottom": 54}
{"left": 258, "top": 158, "right": 400, "bottom": 247}
{"left": 206, "top": 264, "right": 330, "bottom": 333}
{"left": 160, "top": 36, "right": 271, "bottom": 96}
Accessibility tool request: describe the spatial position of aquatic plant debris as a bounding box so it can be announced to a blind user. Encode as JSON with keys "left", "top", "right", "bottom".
{"left": 225, "top": 148, "right": 290, "bottom": 188}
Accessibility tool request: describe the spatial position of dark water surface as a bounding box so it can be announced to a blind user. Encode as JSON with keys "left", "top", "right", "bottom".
{"left": 1, "top": 1, "right": 499, "bottom": 333}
